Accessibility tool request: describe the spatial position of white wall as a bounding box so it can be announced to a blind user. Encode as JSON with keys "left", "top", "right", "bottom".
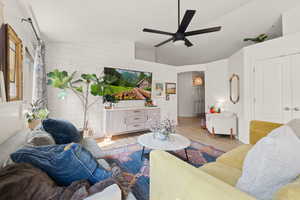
{"left": 46, "top": 41, "right": 177, "bottom": 138}
{"left": 228, "top": 49, "right": 245, "bottom": 141}
{"left": 226, "top": 30, "right": 300, "bottom": 144}
{"left": 0, "top": 0, "right": 35, "bottom": 142}
{"left": 282, "top": 5, "right": 300, "bottom": 36}
{"left": 176, "top": 59, "right": 229, "bottom": 113}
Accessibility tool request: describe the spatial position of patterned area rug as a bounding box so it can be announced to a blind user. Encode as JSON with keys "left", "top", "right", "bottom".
{"left": 100, "top": 141, "right": 224, "bottom": 200}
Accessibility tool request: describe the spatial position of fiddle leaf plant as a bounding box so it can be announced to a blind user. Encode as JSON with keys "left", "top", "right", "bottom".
{"left": 47, "top": 69, "right": 116, "bottom": 134}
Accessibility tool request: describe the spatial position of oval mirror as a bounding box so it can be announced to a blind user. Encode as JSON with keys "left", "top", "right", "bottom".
{"left": 229, "top": 74, "right": 240, "bottom": 104}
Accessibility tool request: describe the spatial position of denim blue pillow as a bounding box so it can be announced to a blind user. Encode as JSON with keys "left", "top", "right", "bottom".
{"left": 42, "top": 118, "right": 81, "bottom": 144}
{"left": 10, "top": 143, "right": 112, "bottom": 186}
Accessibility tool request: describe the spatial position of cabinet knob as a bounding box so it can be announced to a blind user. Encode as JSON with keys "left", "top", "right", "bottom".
{"left": 284, "top": 107, "right": 291, "bottom": 111}
{"left": 294, "top": 107, "right": 300, "bottom": 112}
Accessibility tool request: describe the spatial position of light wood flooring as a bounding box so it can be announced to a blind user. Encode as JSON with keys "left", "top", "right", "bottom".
{"left": 96, "top": 117, "right": 241, "bottom": 152}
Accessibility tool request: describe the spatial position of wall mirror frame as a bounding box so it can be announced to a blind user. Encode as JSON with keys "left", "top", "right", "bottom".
{"left": 229, "top": 74, "right": 240, "bottom": 104}
{"left": 0, "top": 24, "right": 23, "bottom": 101}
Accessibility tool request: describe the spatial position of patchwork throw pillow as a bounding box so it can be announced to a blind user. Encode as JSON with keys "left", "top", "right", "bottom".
{"left": 42, "top": 118, "right": 81, "bottom": 144}
{"left": 236, "top": 126, "right": 300, "bottom": 200}
{"left": 11, "top": 143, "right": 112, "bottom": 186}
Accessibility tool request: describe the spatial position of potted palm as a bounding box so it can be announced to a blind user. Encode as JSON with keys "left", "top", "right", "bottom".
{"left": 47, "top": 69, "right": 116, "bottom": 137}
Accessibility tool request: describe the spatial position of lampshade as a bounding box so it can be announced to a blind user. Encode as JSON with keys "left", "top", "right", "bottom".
{"left": 193, "top": 77, "right": 203, "bottom": 86}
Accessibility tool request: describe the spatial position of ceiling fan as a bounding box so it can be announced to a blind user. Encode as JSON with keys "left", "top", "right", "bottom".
{"left": 143, "top": 0, "right": 222, "bottom": 48}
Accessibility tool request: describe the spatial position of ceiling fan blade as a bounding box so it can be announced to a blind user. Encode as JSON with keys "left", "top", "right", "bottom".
{"left": 177, "top": 10, "right": 196, "bottom": 33}
{"left": 143, "top": 28, "right": 174, "bottom": 36}
{"left": 155, "top": 37, "right": 174, "bottom": 47}
{"left": 184, "top": 38, "right": 193, "bottom": 47}
{"left": 184, "top": 26, "right": 221, "bottom": 37}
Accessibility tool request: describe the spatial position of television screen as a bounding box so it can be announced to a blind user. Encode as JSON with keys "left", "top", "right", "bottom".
{"left": 104, "top": 67, "right": 152, "bottom": 100}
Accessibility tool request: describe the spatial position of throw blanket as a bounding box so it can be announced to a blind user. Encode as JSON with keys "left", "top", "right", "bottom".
{"left": 0, "top": 163, "right": 128, "bottom": 200}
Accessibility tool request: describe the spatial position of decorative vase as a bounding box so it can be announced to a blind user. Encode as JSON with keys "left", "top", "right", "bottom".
{"left": 155, "top": 132, "right": 169, "bottom": 141}
{"left": 27, "top": 119, "right": 41, "bottom": 130}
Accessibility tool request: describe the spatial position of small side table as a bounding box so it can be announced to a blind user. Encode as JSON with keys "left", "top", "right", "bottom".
{"left": 206, "top": 111, "right": 237, "bottom": 139}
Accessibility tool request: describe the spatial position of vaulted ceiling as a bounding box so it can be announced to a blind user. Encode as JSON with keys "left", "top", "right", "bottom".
{"left": 24, "top": 0, "right": 300, "bottom": 65}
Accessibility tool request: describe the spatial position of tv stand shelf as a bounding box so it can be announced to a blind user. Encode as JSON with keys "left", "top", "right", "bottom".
{"left": 103, "top": 107, "right": 160, "bottom": 136}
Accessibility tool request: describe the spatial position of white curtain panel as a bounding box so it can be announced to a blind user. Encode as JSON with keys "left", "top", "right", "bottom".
{"left": 32, "top": 41, "right": 47, "bottom": 108}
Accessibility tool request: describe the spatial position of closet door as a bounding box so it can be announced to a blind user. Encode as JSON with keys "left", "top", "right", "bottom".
{"left": 290, "top": 54, "right": 300, "bottom": 119}
{"left": 254, "top": 57, "right": 291, "bottom": 123}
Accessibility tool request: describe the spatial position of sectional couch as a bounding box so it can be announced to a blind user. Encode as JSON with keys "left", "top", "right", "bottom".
{"left": 150, "top": 120, "right": 300, "bottom": 200}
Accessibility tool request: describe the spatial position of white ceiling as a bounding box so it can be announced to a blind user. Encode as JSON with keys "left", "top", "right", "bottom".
{"left": 24, "top": 0, "right": 300, "bottom": 65}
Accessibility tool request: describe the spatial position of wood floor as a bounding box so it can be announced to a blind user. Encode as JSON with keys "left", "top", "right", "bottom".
{"left": 97, "top": 117, "right": 241, "bottom": 152}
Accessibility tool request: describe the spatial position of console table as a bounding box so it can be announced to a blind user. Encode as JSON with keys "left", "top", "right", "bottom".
{"left": 103, "top": 107, "right": 160, "bottom": 136}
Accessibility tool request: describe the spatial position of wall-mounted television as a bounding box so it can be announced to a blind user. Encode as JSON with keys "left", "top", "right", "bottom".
{"left": 104, "top": 67, "right": 152, "bottom": 101}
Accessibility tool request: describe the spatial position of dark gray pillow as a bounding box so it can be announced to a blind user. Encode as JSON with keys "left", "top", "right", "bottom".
{"left": 26, "top": 130, "right": 56, "bottom": 147}
{"left": 42, "top": 118, "right": 81, "bottom": 144}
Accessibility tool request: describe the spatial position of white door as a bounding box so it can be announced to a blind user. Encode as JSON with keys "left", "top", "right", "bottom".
{"left": 254, "top": 57, "right": 292, "bottom": 123}
{"left": 290, "top": 54, "right": 300, "bottom": 119}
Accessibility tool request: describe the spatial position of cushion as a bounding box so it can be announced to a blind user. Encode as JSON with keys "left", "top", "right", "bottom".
{"left": 42, "top": 118, "right": 81, "bottom": 144}
{"left": 82, "top": 137, "right": 103, "bottom": 157}
{"left": 236, "top": 126, "right": 300, "bottom": 200}
{"left": 274, "top": 176, "right": 300, "bottom": 200}
{"left": 216, "top": 144, "right": 253, "bottom": 170}
{"left": 287, "top": 119, "right": 300, "bottom": 138}
{"left": 84, "top": 184, "right": 122, "bottom": 200}
{"left": 0, "top": 129, "right": 30, "bottom": 168}
{"left": 0, "top": 163, "right": 63, "bottom": 200}
{"left": 11, "top": 143, "right": 112, "bottom": 186}
{"left": 26, "top": 130, "right": 56, "bottom": 146}
{"left": 200, "top": 162, "right": 242, "bottom": 186}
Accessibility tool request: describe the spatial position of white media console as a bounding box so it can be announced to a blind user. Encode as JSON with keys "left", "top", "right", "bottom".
{"left": 103, "top": 107, "right": 161, "bottom": 136}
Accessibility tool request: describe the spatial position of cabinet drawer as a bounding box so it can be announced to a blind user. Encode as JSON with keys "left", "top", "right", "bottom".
{"left": 126, "top": 110, "right": 146, "bottom": 117}
{"left": 126, "top": 123, "right": 145, "bottom": 131}
{"left": 126, "top": 115, "right": 147, "bottom": 124}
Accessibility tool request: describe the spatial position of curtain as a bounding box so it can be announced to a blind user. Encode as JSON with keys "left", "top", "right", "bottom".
{"left": 32, "top": 41, "right": 47, "bottom": 108}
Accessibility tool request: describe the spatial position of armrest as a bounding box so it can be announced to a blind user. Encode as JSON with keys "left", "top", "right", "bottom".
{"left": 275, "top": 177, "right": 300, "bottom": 200}
{"left": 150, "top": 150, "right": 255, "bottom": 200}
{"left": 216, "top": 144, "right": 253, "bottom": 170}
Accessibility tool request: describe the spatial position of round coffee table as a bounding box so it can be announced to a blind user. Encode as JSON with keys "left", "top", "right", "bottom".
{"left": 137, "top": 133, "right": 191, "bottom": 162}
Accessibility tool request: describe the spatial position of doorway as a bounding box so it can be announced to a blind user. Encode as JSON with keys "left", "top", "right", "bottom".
{"left": 177, "top": 71, "right": 205, "bottom": 127}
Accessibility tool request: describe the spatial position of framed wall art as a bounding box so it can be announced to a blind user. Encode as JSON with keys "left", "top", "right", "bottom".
{"left": 165, "top": 82, "right": 176, "bottom": 95}
{"left": 154, "top": 82, "right": 164, "bottom": 97}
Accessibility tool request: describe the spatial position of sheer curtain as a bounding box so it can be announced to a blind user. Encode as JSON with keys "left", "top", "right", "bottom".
{"left": 32, "top": 41, "right": 47, "bottom": 108}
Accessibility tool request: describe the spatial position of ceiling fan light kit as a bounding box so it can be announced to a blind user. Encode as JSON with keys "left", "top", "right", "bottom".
{"left": 143, "top": 0, "right": 222, "bottom": 48}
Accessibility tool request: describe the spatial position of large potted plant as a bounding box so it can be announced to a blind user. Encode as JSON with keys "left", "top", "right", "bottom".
{"left": 47, "top": 69, "right": 116, "bottom": 137}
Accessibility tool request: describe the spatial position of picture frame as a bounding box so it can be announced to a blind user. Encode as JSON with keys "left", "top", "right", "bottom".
{"left": 0, "top": 24, "right": 23, "bottom": 102}
{"left": 154, "top": 82, "right": 164, "bottom": 97}
{"left": 0, "top": 71, "right": 7, "bottom": 103}
{"left": 165, "top": 94, "right": 170, "bottom": 101}
{"left": 165, "top": 82, "right": 176, "bottom": 95}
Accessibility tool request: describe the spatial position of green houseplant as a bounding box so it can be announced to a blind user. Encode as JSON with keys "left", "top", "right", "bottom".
{"left": 103, "top": 94, "right": 118, "bottom": 109}
{"left": 47, "top": 69, "right": 116, "bottom": 136}
{"left": 25, "top": 98, "right": 49, "bottom": 130}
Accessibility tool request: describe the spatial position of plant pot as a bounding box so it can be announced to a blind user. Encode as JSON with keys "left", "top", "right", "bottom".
{"left": 27, "top": 119, "right": 41, "bottom": 130}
